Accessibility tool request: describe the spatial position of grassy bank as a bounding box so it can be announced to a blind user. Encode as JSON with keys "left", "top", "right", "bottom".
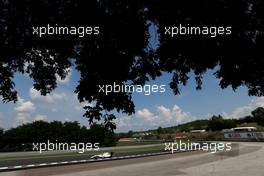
{"left": 117, "top": 140, "right": 164, "bottom": 146}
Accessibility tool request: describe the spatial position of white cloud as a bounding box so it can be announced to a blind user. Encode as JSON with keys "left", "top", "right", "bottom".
{"left": 29, "top": 87, "right": 66, "bottom": 103}
{"left": 16, "top": 112, "right": 31, "bottom": 122}
{"left": 51, "top": 108, "right": 58, "bottom": 112}
{"left": 255, "top": 97, "right": 264, "bottom": 107}
{"left": 137, "top": 108, "right": 154, "bottom": 121}
{"left": 116, "top": 104, "right": 194, "bottom": 132}
{"left": 136, "top": 108, "right": 160, "bottom": 127}
{"left": 228, "top": 105, "right": 252, "bottom": 119}
{"left": 157, "top": 105, "right": 193, "bottom": 124}
{"left": 115, "top": 115, "right": 151, "bottom": 132}
{"left": 225, "top": 97, "right": 264, "bottom": 119}
{"left": 14, "top": 97, "right": 36, "bottom": 123}
{"left": 34, "top": 114, "right": 48, "bottom": 121}
{"left": 14, "top": 97, "right": 35, "bottom": 113}
{"left": 65, "top": 118, "right": 71, "bottom": 122}
{"left": 157, "top": 106, "right": 171, "bottom": 119}
{"left": 56, "top": 68, "right": 72, "bottom": 84}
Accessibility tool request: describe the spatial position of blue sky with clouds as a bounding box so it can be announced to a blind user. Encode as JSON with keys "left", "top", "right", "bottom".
{"left": 0, "top": 66, "right": 264, "bottom": 132}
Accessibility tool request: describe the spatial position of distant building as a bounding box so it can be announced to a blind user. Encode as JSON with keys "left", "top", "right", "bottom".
{"left": 190, "top": 129, "right": 206, "bottom": 133}
{"left": 231, "top": 127, "right": 257, "bottom": 132}
{"left": 118, "top": 138, "right": 137, "bottom": 142}
{"left": 139, "top": 132, "right": 152, "bottom": 136}
{"left": 175, "top": 132, "right": 188, "bottom": 139}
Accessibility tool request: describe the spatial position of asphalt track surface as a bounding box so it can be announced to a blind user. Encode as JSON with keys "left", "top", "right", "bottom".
{"left": 0, "top": 142, "right": 264, "bottom": 176}
{"left": 0, "top": 150, "right": 164, "bottom": 169}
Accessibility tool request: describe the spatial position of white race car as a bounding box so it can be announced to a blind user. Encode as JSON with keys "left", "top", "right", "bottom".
{"left": 90, "top": 152, "right": 114, "bottom": 159}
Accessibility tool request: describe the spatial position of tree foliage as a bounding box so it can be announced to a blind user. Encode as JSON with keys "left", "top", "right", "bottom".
{"left": 1, "top": 0, "right": 264, "bottom": 127}
{"left": 208, "top": 115, "right": 236, "bottom": 131}
{"left": 0, "top": 121, "right": 117, "bottom": 152}
{"left": 251, "top": 107, "right": 264, "bottom": 126}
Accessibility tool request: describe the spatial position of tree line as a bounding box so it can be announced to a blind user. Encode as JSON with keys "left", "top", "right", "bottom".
{"left": 207, "top": 107, "right": 264, "bottom": 131}
{"left": 0, "top": 121, "right": 117, "bottom": 152}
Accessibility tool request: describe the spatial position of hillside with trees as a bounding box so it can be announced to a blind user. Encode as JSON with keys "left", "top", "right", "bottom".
{"left": 123, "top": 107, "right": 264, "bottom": 140}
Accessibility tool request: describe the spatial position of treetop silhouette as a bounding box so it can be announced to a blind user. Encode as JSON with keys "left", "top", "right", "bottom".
{"left": 1, "top": 0, "right": 264, "bottom": 129}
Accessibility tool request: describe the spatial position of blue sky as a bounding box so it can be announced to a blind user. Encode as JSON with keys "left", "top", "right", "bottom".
{"left": 0, "top": 66, "right": 263, "bottom": 132}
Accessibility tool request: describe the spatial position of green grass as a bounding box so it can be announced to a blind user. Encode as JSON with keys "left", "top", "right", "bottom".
{"left": 0, "top": 145, "right": 164, "bottom": 161}
{"left": 117, "top": 141, "right": 163, "bottom": 146}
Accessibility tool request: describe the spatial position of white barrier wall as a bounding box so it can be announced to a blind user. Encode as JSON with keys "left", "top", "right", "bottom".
{"left": 224, "top": 132, "right": 264, "bottom": 139}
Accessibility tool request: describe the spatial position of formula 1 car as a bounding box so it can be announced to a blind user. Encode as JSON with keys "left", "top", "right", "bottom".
{"left": 90, "top": 152, "right": 114, "bottom": 159}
